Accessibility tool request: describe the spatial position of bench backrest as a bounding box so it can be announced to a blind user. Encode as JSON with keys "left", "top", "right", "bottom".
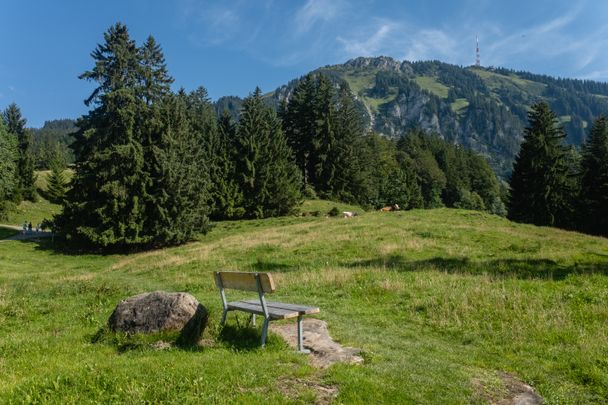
{"left": 214, "top": 271, "right": 276, "bottom": 294}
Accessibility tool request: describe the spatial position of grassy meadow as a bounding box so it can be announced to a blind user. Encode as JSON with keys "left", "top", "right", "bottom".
{"left": 1, "top": 200, "right": 607, "bottom": 403}
{"left": 2, "top": 170, "right": 69, "bottom": 227}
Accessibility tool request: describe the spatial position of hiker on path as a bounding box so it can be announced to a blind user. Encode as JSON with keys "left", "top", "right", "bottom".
{"left": 28, "top": 222, "right": 32, "bottom": 233}
{"left": 22, "top": 222, "right": 27, "bottom": 235}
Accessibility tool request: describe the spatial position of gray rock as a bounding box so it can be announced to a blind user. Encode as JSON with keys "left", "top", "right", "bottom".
{"left": 271, "top": 318, "right": 363, "bottom": 368}
{"left": 473, "top": 371, "right": 543, "bottom": 405}
{"left": 108, "top": 291, "right": 207, "bottom": 345}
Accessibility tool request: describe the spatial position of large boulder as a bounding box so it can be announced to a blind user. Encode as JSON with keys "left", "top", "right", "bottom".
{"left": 108, "top": 291, "right": 207, "bottom": 345}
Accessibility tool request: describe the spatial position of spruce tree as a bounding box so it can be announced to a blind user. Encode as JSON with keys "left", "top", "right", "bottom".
{"left": 139, "top": 35, "right": 173, "bottom": 104}
{"left": 58, "top": 23, "right": 214, "bottom": 249}
{"left": 310, "top": 74, "right": 335, "bottom": 195}
{"left": 46, "top": 159, "right": 68, "bottom": 203}
{"left": 3, "top": 103, "right": 36, "bottom": 201}
{"left": 213, "top": 110, "right": 244, "bottom": 219}
{"left": 508, "top": 102, "right": 574, "bottom": 227}
{"left": 580, "top": 116, "right": 608, "bottom": 235}
{"left": 145, "top": 93, "right": 212, "bottom": 245}
{"left": 182, "top": 87, "right": 224, "bottom": 218}
{"left": 57, "top": 23, "right": 150, "bottom": 248}
{"left": 235, "top": 88, "right": 301, "bottom": 218}
{"left": 0, "top": 120, "right": 17, "bottom": 219}
{"left": 326, "top": 84, "right": 364, "bottom": 201}
{"left": 282, "top": 74, "right": 316, "bottom": 186}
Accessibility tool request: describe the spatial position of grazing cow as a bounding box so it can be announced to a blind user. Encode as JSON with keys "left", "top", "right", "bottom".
{"left": 379, "top": 204, "right": 400, "bottom": 212}
{"left": 342, "top": 211, "right": 358, "bottom": 218}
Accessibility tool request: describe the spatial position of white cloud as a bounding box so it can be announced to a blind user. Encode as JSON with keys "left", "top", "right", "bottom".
{"left": 178, "top": 0, "right": 244, "bottom": 45}
{"left": 402, "top": 29, "right": 459, "bottom": 62}
{"left": 175, "top": 0, "right": 608, "bottom": 82}
{"left": 336, "top": 19, "right": 460, "bottom": 64}
{"left": 483, "top": 4, "right": 583, "bottom": 66}
{"left": 337, "top": 22, "right": 395, "bottom": 56}
{"left": 294, "top": 0, "right": 343, "bottom": 34}
{"left": 8, "top": 85, "right": 15, "bottom": 92}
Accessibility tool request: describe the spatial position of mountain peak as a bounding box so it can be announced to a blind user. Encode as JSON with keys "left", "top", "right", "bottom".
{"left": 343, "top": 56, "right": 403, "bottom": 71}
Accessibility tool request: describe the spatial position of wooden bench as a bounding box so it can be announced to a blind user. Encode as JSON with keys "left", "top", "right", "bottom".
{"left": 214, "top": 271, "right": 320, "bottom": 353}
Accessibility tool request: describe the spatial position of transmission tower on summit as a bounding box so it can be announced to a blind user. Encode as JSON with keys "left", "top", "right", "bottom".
{"left": 475, "top": 36, "right": 481, "bottom": 67}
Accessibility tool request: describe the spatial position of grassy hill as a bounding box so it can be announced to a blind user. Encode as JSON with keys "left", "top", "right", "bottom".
{"left": 1, "top": 203, "right": 607, "bottom": 402}
{"left": 2, "top": 170, "right": 70, "bottom": 227}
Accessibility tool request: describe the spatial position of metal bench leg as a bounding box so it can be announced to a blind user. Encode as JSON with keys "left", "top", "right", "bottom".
{"left": 260, "top": 317, "right": 270, "bottom": 347}
{"left": 297, "top": 315, "right": 310, "bottom": 354}
{"left": 220, "top": 309, "right": 228, "bottom": 327}
{"left": 250, "top": 314, "right": 256, "bottom": 326}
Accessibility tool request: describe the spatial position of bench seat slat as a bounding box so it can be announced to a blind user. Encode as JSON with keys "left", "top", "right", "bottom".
{"left": 227, "top": 301, "right": 299, "bottom": 319}
{"left": 242, "top": 299, "right": 320, "bottom": 315}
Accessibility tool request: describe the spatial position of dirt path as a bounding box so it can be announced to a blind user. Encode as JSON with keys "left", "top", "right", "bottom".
{"left": 0, "top": 224, "right": 52, "bottom": 241}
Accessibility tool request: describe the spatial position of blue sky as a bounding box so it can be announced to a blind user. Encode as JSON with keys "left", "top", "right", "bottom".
{"left": 2, "top": 0, "right": 607, "bottom": 127}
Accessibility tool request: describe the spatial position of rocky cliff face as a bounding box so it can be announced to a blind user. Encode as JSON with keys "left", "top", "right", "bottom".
{"left": 223, "top": 56, "right": 608, "bottom": 177}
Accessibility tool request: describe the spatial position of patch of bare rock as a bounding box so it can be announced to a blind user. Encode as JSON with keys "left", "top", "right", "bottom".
{"left": 270, "top": 318, "right": 363, "bottom": 369}
{"left": 473, "top": 371, "right": 543, "bottom": 405}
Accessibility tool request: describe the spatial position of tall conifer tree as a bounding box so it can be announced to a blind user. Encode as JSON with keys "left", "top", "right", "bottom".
{"left": 213, "top": 110, "right": 244, "bottom": 219}
{"left": 46, "top": 159, "right": 68, "bottom": 203}
{"left": 139, "top": 35, "right": 173, "bottom": 104}
{"left": 58, "top": 23, "right": 150, "bottom": 248}
{"left": 235, "top": 88, "right": 301, "bottom": 218}
{"left": 282, "top": 74, "right": 316, "bottom": 186}
{"left": 0, "top": 120, "right": 17, "bottom": 218}
{"left": 508, "top": 102, "right": 574, "bottom": 227}
{"left": 580, "top": 116, "right": 608, "bottom": 235}
{"left": 3, "top": 103, "right": 36, "bottom": 201}
{"left": 328, "top": 84, "right": 366, "bottom": 201}
{"left": 145, "top": 93, "right": 212, "bottom": 244}
{"left": 310, "top": 74, "right": 336, "bottom": 195}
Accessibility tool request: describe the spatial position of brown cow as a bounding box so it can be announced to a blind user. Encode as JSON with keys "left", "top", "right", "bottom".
{"left": 379, "top": 204, "right": 400, "bottom": 212}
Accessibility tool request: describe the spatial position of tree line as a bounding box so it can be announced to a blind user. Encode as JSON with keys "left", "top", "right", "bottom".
{"left": 49, "top": 23, "right": 304, "bottom": 250}
{"left": 0, "top": 24, "right": 509, "bottom": 250}
{"left": 11, "top": 23, "right": 605, "bottom": 252}
{"left": 0, "top": 103, "right": 71, "bottom": 217}
{"left": 281, "top": 73, "right": 505, "bottom": 214}
{"left": 508, "top": 102, "right": 608, "bottom": 236}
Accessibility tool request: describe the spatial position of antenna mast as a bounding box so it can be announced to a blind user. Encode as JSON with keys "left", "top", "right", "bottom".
{"left": 475, "top": 36, "right": 481, "bottom": 67}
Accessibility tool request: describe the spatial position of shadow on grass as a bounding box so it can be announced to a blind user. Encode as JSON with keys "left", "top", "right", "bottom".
{"left": 89, "top": 326, "right": 209, "bottom": 354}
{"left": 250, "top": 260, "right": 297, "bottom": 273}
{"left": 12, "top": 235, "right": 169, "bottom": 257}
{"left": 348, "top": 255, "right": 608, "bottom": 280}
{"left": 217, "top": 324, "right": 263, "bottom": 351}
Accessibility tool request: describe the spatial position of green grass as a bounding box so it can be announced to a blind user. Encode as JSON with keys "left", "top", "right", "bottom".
{"left": 340, "top": 70, "right": 401, "bottom": 112}
{"left": 1, "top": 207, "right": 608, "bottom": 402}
{"left": 34, "top": 168, "right": 74, "bottom": 191}
{"left": 5, "top": 198, "right": 60, "bottom": 227}
{"left": 472, "top": 69, "right": 546, "bottom": 96}
{"left": 414, "top": 76, "right": 450, "bottom": 98}
{"left": 362, "top": 91, "right": 399, "bottom": 112}
{"left": 451, "top": 98, "right": 470, "bottom": 114}
{"left": 3, "top": 170, "right": 70, "bottom": 226}
{"left": 342, "top": 71, "right": 377, "bottom": 95}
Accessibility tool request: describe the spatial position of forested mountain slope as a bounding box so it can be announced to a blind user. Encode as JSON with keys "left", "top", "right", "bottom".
{"left": 267, "top": 57, "right": 608, "bottom": 176}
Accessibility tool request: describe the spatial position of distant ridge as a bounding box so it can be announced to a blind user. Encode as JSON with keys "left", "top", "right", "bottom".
{"left": 264, "top": 56, "right": 608, "bottom": 176}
